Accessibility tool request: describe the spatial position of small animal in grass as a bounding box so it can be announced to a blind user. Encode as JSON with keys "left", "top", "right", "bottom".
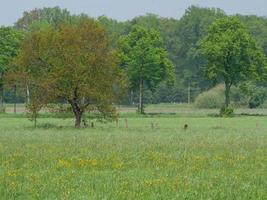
{"left": 184, "top": 124, "right": 188, "bottom": 131}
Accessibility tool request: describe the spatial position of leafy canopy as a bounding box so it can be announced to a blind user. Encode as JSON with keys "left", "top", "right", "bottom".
{"left": 15, "top": 6, "right": 73, "bottom": 30}
{"left": 177, "top": 6, "right": 226, "bottom": 90}
{"left": 201, "top": 16, "right": 267, "bottom": 112}
{"left": 119, "top": 26, "right": 175, "bottom": 91}
{"left": 0, "top": 26, "right": 23, "bottom": 107}
{"left": 10, "top": 19, "right": 124, "bottom": 127}
{"left": 0, "top": 27, "right": 23, "bottom": 73}
{"left": 201, "top": 16, "right": 266, "bottom": 85}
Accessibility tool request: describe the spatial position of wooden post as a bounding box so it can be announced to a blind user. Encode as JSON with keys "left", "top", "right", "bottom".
{"left": 116, "top": 119, "right": 119, "bottom": 128}
{"left": 125, "top": 119, "right": 128, "bottom": 129}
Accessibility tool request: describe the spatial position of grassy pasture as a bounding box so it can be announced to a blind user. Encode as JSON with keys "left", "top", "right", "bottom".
{"left": 5, "top": 103, "right": 267, "bottom": 116}
{"left": 0, "top": 113, "right": 266, "bottom": 200}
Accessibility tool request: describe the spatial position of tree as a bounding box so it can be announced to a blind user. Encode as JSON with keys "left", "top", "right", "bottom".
{"left": 119, "top": 26, "right": 175, "bottom": 114}
{"left": 97, "top": 15, "right": 129, "bottom": 45}
{"left": 15, "top": 7, "right": 73, "bottom": 30}
{"left": 130, "top": 14, "right": 180, "bottom": 70}
{"left": 10, "top": 19, "right": 124, "bottom": 127}
{"left": 0, "top": 27, "right": 23, "bottom": 110}
{"left": 201, "top": 16, "right": 266, "bottom": 112}
{"left": 176, "top": 6, "right": 226, "bottom": 94}
{"left": 237, "top": 14, "right": 267, "bottom": 56}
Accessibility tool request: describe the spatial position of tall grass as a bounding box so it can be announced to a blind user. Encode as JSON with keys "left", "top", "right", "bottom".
{"left": 0, "top": 116, "right": 266, "bottom": 199}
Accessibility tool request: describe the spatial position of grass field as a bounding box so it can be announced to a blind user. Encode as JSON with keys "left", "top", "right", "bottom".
{"left": 0, "top": 109, "right": 267, "bottom": 199}
{"left": 5, "top": 103, "right": 267, "bottom": 116}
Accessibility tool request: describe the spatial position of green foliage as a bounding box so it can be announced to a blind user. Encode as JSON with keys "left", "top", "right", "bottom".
{"left": 0, "top": 105, "right": 5, "bottom": 113}
{"left": 220, "top": 107, "right": 234, "bottom": 117}
{"left": 201, "top": 16, "right": 267, "bottom": 109}
{"left": 202, "top": 16, "right": 266, "bottom": 84}
{"left": 15, "top": 6, "right": 73, "bottom": 30}
{"left": 97, "top": 16, "right": 129, "bottom": 47}
{"left": 10, "top": 19, "right": 124, "bottom": 127}
{"left": 0, "top": 27, "right": 23, "bottom": 72}
{"left": 120, "top": 26, "right": 175, "bottom": 90}
{"left": 239, "top": 82, "right": 267, "bottom": 108}
{"left": 3, "top": 6, "right": 267, "bottom": 106}
{"left": 119, "top": 26, "right": 175, "bottom": 113}
{"left": 195, "top": 84, "right": 251, "bottom": 109}
{"left": 0, "top": 26, "right": 23, "bottom": 108}
{"left": 249, "top": 94, "right": 265, "bottom": 109}
{"left": 130, "top": 13, "right": 180, "bottom": 61}
{"left": 1, "top": 6, "right": 267, "bottom": 102}
{"left": 238, "top": 15, "right": 267, "bottom": 56}
{"left": 176, "top": 6, "right": 226, "bottom": 91}
{"left": 152, "top": 82, "right": 188, "bottom": 103}
{"left": 195, "top": 85, "right": 225, "bottom": 109}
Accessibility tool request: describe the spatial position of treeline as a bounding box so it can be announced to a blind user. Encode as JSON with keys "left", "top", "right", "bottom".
{"left": 99, "top": 6, "right": 267, "bottom": 105}
{"left": 1, "top": 5, "right": 267, "bottom": 107}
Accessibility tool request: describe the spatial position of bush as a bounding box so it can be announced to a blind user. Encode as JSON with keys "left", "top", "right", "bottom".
{"left": 0, "top": 106, "right": 6, "bottom": 113}
{"left": 239, "top": 82, "right": 267, "bottom": 108}
{"left": 194, "top": 85, "right": 225, "bottom": 109}
{"left": 248, "top": 89, "right": 266, "bottom": 109}
{"left": 220, "top": 107, "right": 234, "bottom": 117}
{"left": 249, "top": 94, "right": 265, "bottom": 108}
{"left": 194, "top": 84, "right": 249, "bottom": 109}
{"left": 231, "top": 86, "right": 249, "bottom": 107}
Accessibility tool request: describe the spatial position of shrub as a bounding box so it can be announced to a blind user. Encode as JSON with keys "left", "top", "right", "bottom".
{"left": 194, "top": 84, "right": 249, "bottom": 109}
{"left": 0, "top": 106, "right": 6, "bottom": 113}
{"left": 260, "top": 99, "right": 267, "bottom": 108}
{"left": 194, "top": 85, "right": 225, "bottom": 109}
{"left": 249, "top": 94, "right": 265, "bottom": 108}
{"left": 239, "top": 83, "right": 267, "bottom": 108}
{"left": 248, "top": 89, "right": 266, "bottom": 109}
{"left": 220, "top": 107, "right": 234, "bottom": 117}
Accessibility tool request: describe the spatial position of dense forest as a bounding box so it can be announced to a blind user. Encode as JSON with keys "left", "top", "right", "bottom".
{"left": 1, "top": 5, "right": 267, "bottom": 108}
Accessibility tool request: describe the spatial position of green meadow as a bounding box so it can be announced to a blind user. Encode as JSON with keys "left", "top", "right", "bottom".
{"left": 0, "top": 107, "right": 266, "bottom": 199}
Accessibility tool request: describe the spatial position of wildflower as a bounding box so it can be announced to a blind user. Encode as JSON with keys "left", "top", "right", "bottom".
{"left": 90, "top": 159, "right": 98, "bottom": 167}
{"left": 58, "top": 159, "right": 71, "bottom": 168}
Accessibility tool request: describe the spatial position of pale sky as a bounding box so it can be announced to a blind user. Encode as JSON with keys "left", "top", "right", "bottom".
{"left": 0, "top": 0, "right": 266, "bottom": 26}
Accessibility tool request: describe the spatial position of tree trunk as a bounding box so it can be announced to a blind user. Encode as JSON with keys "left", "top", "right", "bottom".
{"left": 138, "top": 79, "right": 144, "bottom": 114}
{"left": 14, "top": 84, "right": 17, "bottom": 114}
{"left": 0, "top": 82, "right": 3, "bottom": 109}
{"left": 26, "top": 84, "right": 30, "bottom": 104}
{"left": 224, "top": 81, "right": 231, "bottom": 109}
{"left": 69, "top": 87, "right": 84, "bottom": 128}
{"left": 70, "top": 101, "right": 83, "bottom": 128}
{"left": 130, "top": 90, "right": 134, "bottom": 105}
{"left": 75, "top": 112, "right": 82, "bottom": 128}
{"left": 34, "top": 112, "right": 37, "bottom": 128}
